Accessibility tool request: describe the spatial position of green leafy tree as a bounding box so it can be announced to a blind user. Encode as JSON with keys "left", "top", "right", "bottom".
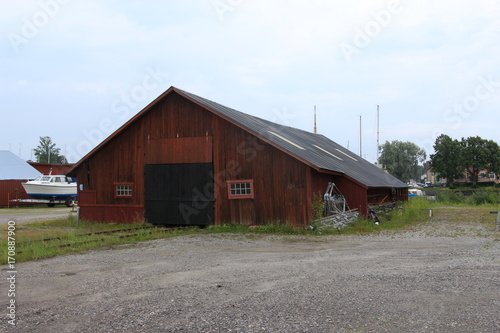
{"left": 379, "top": 140, "right": 426, "bottom": 183}
{"left": 485, "top": 139, "right": 500, "bottom": 180}
{"left": 430, "top": 134, "right": 463, "bottom": 187}
{"left": 461, "top": 136, "right": 500, "bottom": 185}
{"left": 33, "top": 136, "right": 68, "bottom": 164}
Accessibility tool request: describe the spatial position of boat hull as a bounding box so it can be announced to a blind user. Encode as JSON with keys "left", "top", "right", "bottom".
{"left": 22, "top": 183, "right": 77, "bottom": 200}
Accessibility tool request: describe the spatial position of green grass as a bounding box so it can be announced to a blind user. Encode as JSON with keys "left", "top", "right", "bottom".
{"left": 328, "top": 197, "right": 432, "bottom": 235}
{"left": 426, "top": 188, "right": 500, "bottom": 206}
{"left": 0, "top": 215, "right": 202, "bottom": 264}
{"left": 2, "top": 198, "right": 497, "bottom": 264}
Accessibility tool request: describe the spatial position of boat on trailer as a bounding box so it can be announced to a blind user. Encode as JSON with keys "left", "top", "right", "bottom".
{"left": 22, "top": 174, "right": 77, "bottom": 207}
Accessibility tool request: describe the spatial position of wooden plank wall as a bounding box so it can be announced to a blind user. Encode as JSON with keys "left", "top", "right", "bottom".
{"left": 210, "top": 113, "right": 311, "bottom": 225}
{"left": 75, "top": 91, "right": 403, "bottom": 225}
{"left": 75, "top": 92, "right": 315, "bottom": 225}
{"left": 0, "top": 180, "right": 32, "bottom": 207}
{"left": 81, "top": 204, "right": 144, "bottom": 223}
{"left": 145, "top": 137, "right": 212, "bottom": 164}
{"left": 310, "top": 171, "right": 369, "bottom": 216}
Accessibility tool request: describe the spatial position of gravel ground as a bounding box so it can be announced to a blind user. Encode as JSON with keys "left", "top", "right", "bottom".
{"left": 0, "top": 207, "right": 75, "bottom": 225}
{"left": 2, "top": 208, "right": 499, "bottom": 332}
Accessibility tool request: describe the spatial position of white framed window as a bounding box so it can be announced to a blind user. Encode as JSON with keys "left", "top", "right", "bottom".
{"left": 227, "top": 180, "right": 254, "bottom": 199}
{"left": 115, "top": 183, "right": 134, "bottom": 198}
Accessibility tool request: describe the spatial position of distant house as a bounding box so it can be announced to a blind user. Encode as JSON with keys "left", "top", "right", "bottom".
{"left": 0, "top": 151, "right": 41, "bottom": 207}
{"left": 68, "top": 87, "right": 407, "bottom": 226}
{"left": 456, "top": 170, "right": 499, "bottom": 184}
{"left": 425, "top": 161, "right": 499, "bottom": 185}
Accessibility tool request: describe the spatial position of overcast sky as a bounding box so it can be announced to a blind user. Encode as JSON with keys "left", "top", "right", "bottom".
{"left": 1, "top": 0, "right": 499, "bottom": 163}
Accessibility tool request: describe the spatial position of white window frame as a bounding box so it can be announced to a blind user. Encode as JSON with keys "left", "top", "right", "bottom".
{"left": 227, "top": 180, "right": 254, "bottom": 199}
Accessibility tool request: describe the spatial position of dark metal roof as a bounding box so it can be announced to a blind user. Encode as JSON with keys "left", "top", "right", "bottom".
{"left": 177, "top": 88, "right": 407, "bottom": 188}
{"left": 69, "top": 86, "right": 407, "bottom": 188}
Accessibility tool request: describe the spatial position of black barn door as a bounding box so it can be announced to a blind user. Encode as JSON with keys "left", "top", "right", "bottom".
{"left": 144, "top": 163, "right": 214, "bottom": 226}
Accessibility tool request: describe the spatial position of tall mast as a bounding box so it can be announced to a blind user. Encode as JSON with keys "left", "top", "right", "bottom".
{"left": 376, "top": 105, "right": 380, "bottom": 163}
{"left": 359, "top": 115, "right": 362, "bottom": 157}
{"left": 313, "top": 105, "right": 317, "bottom": 134}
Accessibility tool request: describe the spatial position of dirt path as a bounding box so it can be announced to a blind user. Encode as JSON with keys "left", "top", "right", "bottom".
{"left": 2, "top": 207, "right": 499, "bottom": 332}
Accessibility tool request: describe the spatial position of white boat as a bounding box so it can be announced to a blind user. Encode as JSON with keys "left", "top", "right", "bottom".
{"left": 22, "top": 174, "right": 77, "bottom": 200}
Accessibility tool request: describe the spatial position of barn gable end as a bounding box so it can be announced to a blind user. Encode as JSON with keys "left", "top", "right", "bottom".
{"left": 68, "top": 87, "right": 407, "bottom": 225}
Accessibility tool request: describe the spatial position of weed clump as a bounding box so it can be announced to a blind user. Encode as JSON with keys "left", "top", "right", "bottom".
{"left": 435, "top": 189, "right": 500, "bottom": 205}
{"left": 470, "top": 190, "right": 499, "bottom": 205}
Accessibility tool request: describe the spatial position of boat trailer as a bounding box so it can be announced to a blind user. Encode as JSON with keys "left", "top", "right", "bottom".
{"left": 10, "top": 197, "right": 77, "bottom": 207}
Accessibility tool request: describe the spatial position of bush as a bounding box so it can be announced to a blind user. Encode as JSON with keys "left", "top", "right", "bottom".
{"left": 478, "top": 181, "right": 496, "bottom": 187}
{"left": 470, "top": 190, "right": 499, "bottom": 205}
{"left": 454, "top": 181, "right": 497, "bottom": 188}
{"left": 436, "top": 190, "right": 465, "bottom": 204}
{"left": 385, "top": 198, "right": 430, "bottom": 225}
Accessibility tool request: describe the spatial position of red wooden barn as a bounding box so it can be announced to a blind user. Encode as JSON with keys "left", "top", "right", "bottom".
{"left": 67, "top": 87, "right": 407, "bottom": 226}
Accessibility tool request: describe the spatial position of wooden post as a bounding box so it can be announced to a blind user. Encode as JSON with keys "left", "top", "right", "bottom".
{"left": 419, "top": 208, "right": 433, "bottom": 217}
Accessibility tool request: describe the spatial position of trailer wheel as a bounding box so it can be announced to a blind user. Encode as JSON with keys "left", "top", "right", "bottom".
{"left": 65, "top": 197, "right": 76, "bottom": 207}
{"left": 47, "top": 202, "right": 56, "bottom": 207}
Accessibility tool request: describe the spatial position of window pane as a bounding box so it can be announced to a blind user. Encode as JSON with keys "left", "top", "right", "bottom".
{"left": 116, "top": 184, "right": 133, "bottom": 197}
{"left": 228, "top": 181, "right": 253, "bottom": 199}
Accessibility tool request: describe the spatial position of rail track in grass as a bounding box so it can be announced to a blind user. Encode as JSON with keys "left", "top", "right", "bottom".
{"left": 15, "top": 225, "right": 186, "bottom": 255}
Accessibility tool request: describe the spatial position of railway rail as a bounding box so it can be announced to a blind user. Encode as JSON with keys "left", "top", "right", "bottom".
{"left": 15, "top": 225, "right": 183, "bottom": 254}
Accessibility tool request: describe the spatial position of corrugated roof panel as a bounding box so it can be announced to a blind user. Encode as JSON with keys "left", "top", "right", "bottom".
{"left": 177, "top": 88, "right": 407, "bottom": 188}
{"left": 0, "top": 151, "right": 41, "bottom": 180}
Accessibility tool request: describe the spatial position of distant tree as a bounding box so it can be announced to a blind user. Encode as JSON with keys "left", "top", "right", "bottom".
{"left": 379, "top": 140, "right": 426, "bottom": 182}
{"left": 460, "top": 136, "right": 500, "bottom": 185}
{"left": 485, "top": 139, "right": 500, "bottom": 180}
{"left": 33, "top": 136, "right": 68, "bottom": 164}
{"left": 430, "top": 134, "right": 463, "bottom": 187}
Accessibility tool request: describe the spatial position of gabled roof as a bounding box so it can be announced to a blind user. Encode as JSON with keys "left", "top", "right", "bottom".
{"left": 0, "top": 151, "right": 40, "bottom": 180}
{"left": 177, "top": 88, "right": 406, "bottom": 188}
{"left": 69, "top": 87, "right": 406, "bottom": 188}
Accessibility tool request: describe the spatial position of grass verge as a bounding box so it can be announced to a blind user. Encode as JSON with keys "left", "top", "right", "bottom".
{"left": 2, "top": 199, "right": 497, "bottom": 264}
{"left": 0, "top": 215, "right": 202, "bottom": 264}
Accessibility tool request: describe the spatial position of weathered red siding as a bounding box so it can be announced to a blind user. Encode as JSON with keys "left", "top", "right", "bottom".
{"left": 0, "top": 180, "right": 32, "bottom": 207}
{"left": 29, "top": 163, "right": 74, "bottom": 175}
{"left": 71, "top": 90, "right": 406, "bottom": 225}
{"left": 74, "top": 92, "right": 317, "bottom": 225}
{"left": 80, "top": 205, "right": 144, "bottom": 224}
{"left": 310, "top": 170, "right": 369, "bottom": 216}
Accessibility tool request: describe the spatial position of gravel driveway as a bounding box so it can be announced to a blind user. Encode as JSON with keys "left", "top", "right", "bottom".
{"left": 3, "top": 208, "right": 499, "bottom": 332}
{"left": 0, "top": 207, "right": 76, "bottom": 225}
